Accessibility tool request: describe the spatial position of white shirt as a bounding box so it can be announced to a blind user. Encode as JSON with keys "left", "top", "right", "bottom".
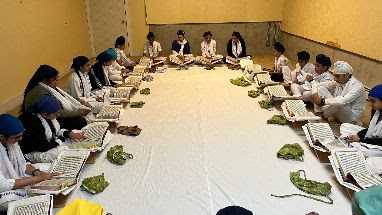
{"left": 296, "top": 62, "right": 316, "bottom": 84}
{"left": 67, "top": 71, "right": 93, "bottom": 99}
{"left": 201, "top": 39, "right": 216, "bottom": 58}
{"left": 303, "top": 71, "right": 333, "bottom": 90}
{"left": 144, "top": 41, "right": 162, "bottom": 58}
{"left": 116, "top": 48, "right": 134, "bottom": 65}
{"left": 275, "top": 54, "right": 291, "bottom": 72}
{"left": 324, "top": 76, "right": 366, "bottom": 120}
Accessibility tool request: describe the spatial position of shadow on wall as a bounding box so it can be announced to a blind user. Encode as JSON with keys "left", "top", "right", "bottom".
{"left": 149, "top": 22, "right": 281, "bottom": 56}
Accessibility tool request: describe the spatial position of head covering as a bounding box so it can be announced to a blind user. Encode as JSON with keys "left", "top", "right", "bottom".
{"left": 106, "top": 48, "right": 117, "bottom": 61}
{"left": 177, "top": 30, "right": 185, "bottom": 36}
{"left": 315, "top": 54, "right": 332, "bottom": 69}
{"left": 34, "top": 96, "right": 61, "bottom": 114}
{"left": 333, "top": 61, "right": 353, "bottom": 75}
{"left": 115, "top": 36, "right": 125, "bottom": 46}
{"left": 71, "top": 56, "right": 90, "bottom": 71}
{"left": 352, "top": 185, "right": 382, "bottom": 215}
{"left": 0, "top": 114, "right": 24, "bottom": 137}
{"left": 147, "top": 32, "right": 155, "bottom": 39}
{"left": 297, "top": 51, "right": 310, "bottom": 61}
{"left": 216, "top": 206, "right": 253, "bottom": 215}
{"left": 369, "top": 84, "right": 382, "bottom": 99}
{"left": 96, "top": 51, "right": 113, "bottom": 63}
{"left": 273, "top": 42, "right": 285, "bottom": 54}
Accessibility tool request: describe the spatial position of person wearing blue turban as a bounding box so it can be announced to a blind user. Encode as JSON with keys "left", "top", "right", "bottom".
{"left": 106, "top": 48, "right": 129, "bottom": 81}
{"left": 88, "top": 51, "right": 117, "bottom": 90}
{"left": 343, "top": 84, "right": 382, "bottom": 146}
{"left": 0, "top": 114, "right": 57, "bottom": 210}
{"left": 19, "top": 96, "right": 84, "bottom": 163}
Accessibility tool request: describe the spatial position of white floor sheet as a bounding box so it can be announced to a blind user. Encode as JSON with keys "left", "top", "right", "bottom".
{"left": 60, "top": 67, "right": 351, "bottom": 215}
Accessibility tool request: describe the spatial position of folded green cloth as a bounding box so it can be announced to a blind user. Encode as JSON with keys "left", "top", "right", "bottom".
{"left": 230, "top": 77, "right": 251, "bottom": 87}
{"left": 140, "top": 88, "right": 150, "bottom": 95}
{"left": 130, "top": 101, "right": 145, "bottom": 108}
{"left": 107, "top": 145, "right": 133, "bottom": 165}
{"left": 248, "top": 89, "right": 262, "bottom": 98}
{"left": 352, "top": 185, "right": 382, "bottom": 215}
{"left": 81, "top": 173, "right": 109, "bottom": 194}
{"left": 277, "top": 143, "right": 304, "bottom": 161}
{"left": 267, "top": 115, "right": 287, "bottom": 125}
{"left": 258, "top": 99, "right": 275, "bottom": 109}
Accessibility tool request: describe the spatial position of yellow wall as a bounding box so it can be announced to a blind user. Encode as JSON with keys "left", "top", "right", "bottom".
{"left": 145, "top": 0, "right": 285, "bottom": 24}
{"left": 0, "top": 0, "right": 91, "bottom": 106}
{"left": 128, "top": 0, "right": 149, "bottom": 56}
{"left": 282, "top": 0, "right": 382, "bottom": 61}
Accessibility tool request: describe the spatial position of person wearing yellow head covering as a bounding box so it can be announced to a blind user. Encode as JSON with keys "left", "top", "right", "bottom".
{"left": 312, "top": 61, "right": 366, "bottom": 124}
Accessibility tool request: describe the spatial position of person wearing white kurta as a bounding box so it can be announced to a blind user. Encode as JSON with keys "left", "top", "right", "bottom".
{"left": 0, "top": 114, "right": 56, "bottom": 210}
{"left": 291, "top": 54, "right": 333, "bottom": 103}
{"left": 106, "top": 48, "right": 128, "bottom": 81}
{"left": 67, "top": 56, "right": 103, "bottom": 114}
{"left": 114, "top": 36, "right": 136, "bottom": 67}
{"left": 201, "top": 31, "right": 216, "bottom": 58}
{"left": 270, "top": 42, "right": 292, "bottom": 83}
{"left": 312, "top": 61, "right": 366, "bottom": 124}
{"left": 144, "top": 32, "right": 162, "bottom": 58}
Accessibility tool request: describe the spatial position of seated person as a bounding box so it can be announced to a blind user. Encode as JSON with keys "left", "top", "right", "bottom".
{"left": 201, "top": 31, "right": 216, "bottom": 59}
{"left": 269, "top": 42, "right": 292, "bottom": 83}
{"left": 106, "top": 48, "right": 129, "bottom": 81}
{"left": 291, "top": 54, "right": 333, "bottom": 103}
{"left": 171, "top": 30, "right": 192, "bottom": 61}
{"left": 341, "top": 84, "right": 382, "bottom": 146}
{"left": 23, "top": 65, "right": 89, "bottom": 130}
{"left": 114, "top": 36, "right": 136, "bottom": 68}
{"left": 144, "top": 32, "right": 163, "bottom": 59}
{"left": 19, "top": 96, "right": 84, "bottom": 163}
{"left": 89, "top": 51, "right": 117, "bottom": 90}
{"left": 292, "top": 51, "right": 316, "bottom": 84}
{"left": 226, "top": 31, "right": 247, "bottom": 59}
{"left": 67, "top": 56, "right": 103, "bottom": 113}
{"left": 0, "top": 114, "right": 56, "bottom": 210}
{"left": 312, "top": 61, "right": 366, "bottom": 124}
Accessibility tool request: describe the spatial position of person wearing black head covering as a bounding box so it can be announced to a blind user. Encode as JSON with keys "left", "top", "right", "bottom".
{"left": 88, "top": 51, "right": 117, "bottom": 90}
{"left": 171, "top": 30, "right": 192, "bottom": 60}
{"left": 269, "top": 42, "right": 292, "bottom": 82}
{"left": 23, "top": 65, "right": 88, "bottom": 130}
{"left": 216, "top": 206, "right": 253, "bottom": 215}
{"left": 227, "top": 31, "right": 247, "bottom": 59}
{"left": 114, "top": 36, "right": 136, "bottom": 67}
{"left": 19, "top": 96, "right": 84, "bottom": 163}
{"left": 144, "top": 32, "right": 163, "bottom": 58}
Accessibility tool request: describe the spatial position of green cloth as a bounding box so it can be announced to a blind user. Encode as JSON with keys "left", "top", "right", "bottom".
{"left": 258, "top": 99, "right": 275, "bottom": 109}
{"left": 130, "top": 101, "right": 145, "bottom": 108}
{"left": 107, "top": 145, "right": 133, "bottom": 165}
{"left": 24, "top": 85, "right": 80, "bottom": 118}
{"left": 272, "top": 170, "right": 333, "bottom": 204}
{"left": 352, "top": 185, "right": 382, "bottom": 215}
{"left": 230, "top": 77, "right": 251, "bottom": 87}
{"left": 267, "top": 115, "right": 287, "bottom": 125}
{"left": 277, "top": 143, "right": 304, "bottom": 162}
{"left": 248, "top": 89, "right": 262, "bottom": 98}
{"left": 81, "top": 173, "right": 109, "bottom": 194}
{"left": 140, "top": 88, "right": 150, "bottom": 95}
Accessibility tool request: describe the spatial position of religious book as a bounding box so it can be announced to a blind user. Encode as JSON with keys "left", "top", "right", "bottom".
{"left": 7, "top": 194, "right": 53, "bottom": 215}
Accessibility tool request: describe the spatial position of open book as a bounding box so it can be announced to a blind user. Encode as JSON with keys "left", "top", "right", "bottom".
{"left": 303, "top": 123, "right": 347, "bottom": 152}
{"left": 281, "top": 100, "right": 320, "bottom": 122}
{"left": 7, "top": 195, "right": 53, "bottom": 215}
{"left": 255, "top": 73, "right": 277, "bottom": 86}
{"left": 68, "top": 122, "right": 110, "bottom": 151}
{"left": 331, "top": 151, "right": 382, "bottom": 190}
{"left": 95, "top": 104, "right": 123, "bottom": 122}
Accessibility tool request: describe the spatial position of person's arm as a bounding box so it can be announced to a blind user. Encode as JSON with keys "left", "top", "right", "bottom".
{"left": 172, "top": 41, "right": 179, "bottom": 55}
{"left": 213, "top": 40, "right": 216, "bottom": 56}
{"left": 156, "top": 42, "right": 163, "bottom": 57}
{"left": 325, "top": 82, "right": 364, "bottom": 106}
{"left": 184, "top": 43, "right": 191, "bottom": 55}
{"left": 239, "top": 39, "right": 247, "bottom": 57}
{"left": 227, "top": 41, "right": 234, "bottom": 58}
{"left": 356, "top": 128, "right": 382, "bottom": 146}
{"left": 67, "top": 75, "right": 82, "bottom": 100}
{"left": 201, "top": 42, "right": 207, "bottom": 58}
{"left": 20, "top": 117, "right": 60, "bottom": 153}
{"left": 13, "top": 164, "right": 56, "bottom": 190}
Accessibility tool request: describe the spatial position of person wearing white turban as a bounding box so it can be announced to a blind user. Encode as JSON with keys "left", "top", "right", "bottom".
{"left": 312, "top": 61, "right": 366, "bottom": 124}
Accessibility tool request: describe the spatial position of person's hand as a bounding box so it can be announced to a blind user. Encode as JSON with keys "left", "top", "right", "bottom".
{"left": 96, "top": 97, "right": 104, "bottom": 102}
{"left": 78, "top": 108, "right": 91, "bottom": 116}
{"left": 346, "top": 135, "right": 360, "bottom": 143}
{"left": 36, "top": 172, "right": 59, "bottom": 181}
{"left": 306, "top": 74, "right": 313, "bottom": 82}
{"left": 79, "top": 99, "right": 92, "bottom": 108}
{"left": 312, "top": 93, "right": 323, "bottom": 105}
{"left": 69, "top": 131, "right": 85, "bottom": 140}
{"left": 177, "top": 55, "right": 185, "bottom": 60}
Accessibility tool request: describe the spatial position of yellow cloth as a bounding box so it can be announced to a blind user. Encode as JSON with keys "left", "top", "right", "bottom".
{"left": 56, "top": 198, "right": 104, "bottom": 215}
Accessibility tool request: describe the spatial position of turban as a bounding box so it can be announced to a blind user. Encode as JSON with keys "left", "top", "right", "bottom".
{"left": 96, "top": 51, "right": 112, "bottom": 63}
{"left": 34, "top": 96, "right": 61, "bottom": 114}
{"left": 106, "top": 48, "right": 117, "bottom": 61}
{"left": 333, "top": 61, "right": 353, "bottom": 75}
{"left": 0, "top": 114, "right": 24, "bottom": 137}
{"left": 369, "top": 84, "right": 382, "bottom": 99}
